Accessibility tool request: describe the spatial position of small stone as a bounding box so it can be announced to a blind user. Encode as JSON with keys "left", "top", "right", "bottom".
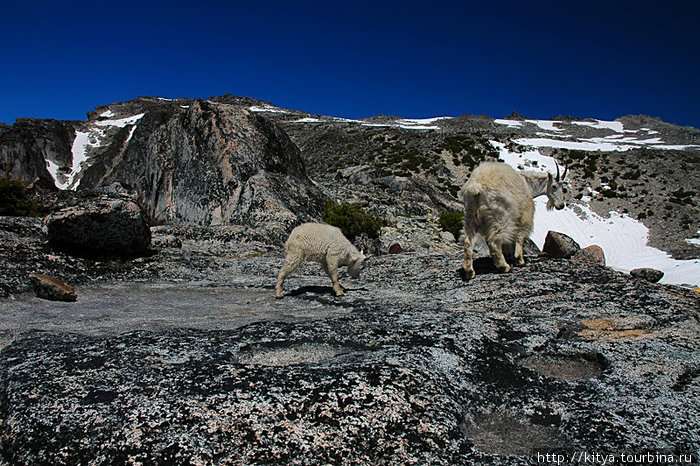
{"left": 389, "top": 243, "right": 403, "bottom": 254}
{"left": 440, "top": 231, "right": 455, "bottom": 243}
{"left": 630, "top": 268, "right": 664, "bottom": 283}
{"left": 572, "top": 245, "right": 606, "bottom": 265}
{"left": 542, "top": 231, "right": 581, "bottom": 259}
{"left": 152, "top": 234, "right": 182, "bottom": 249}
{"left": 30, "top": 274, "right": 77, "bottom": 302}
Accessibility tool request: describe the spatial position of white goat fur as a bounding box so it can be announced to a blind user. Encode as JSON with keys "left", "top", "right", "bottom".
{"left": 460, "top": 162, "right": 567, "bottom": 278}
{"left": 276, "top": 223, "right": 366, "bottom": 298}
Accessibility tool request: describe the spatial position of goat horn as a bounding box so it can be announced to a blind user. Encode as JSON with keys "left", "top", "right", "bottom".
{"left": 562, "top": 165, "right": 568, "bottom": 180}
{"left": 555, "top": 161, "right": 561, "bottom": 182}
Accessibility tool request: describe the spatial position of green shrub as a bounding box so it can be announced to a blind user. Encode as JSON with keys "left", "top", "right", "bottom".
{"left": 438, "top": 210, "right": 463, "bottom": 241}
{"left": 0, "top": 177, "right": 42, "bottom": 217}
{"left": 321, "top": 200, "right": 387, "bottom": 240}
{"left": 621, "top": 169, "right": 640, "bottom": 180}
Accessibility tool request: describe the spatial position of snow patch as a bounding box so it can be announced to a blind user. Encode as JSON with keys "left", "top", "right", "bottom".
{"left": 516, "top": 136, "right": 700, "bottom": 152}
{"left": 686, "top": 231, "right": 700, "bottom": 247}
{"left": 514, "top": 137, "right": 638, "bottom": 152}
{"left": 494, "top": 119, "right": 523, "bottom": 128}
{"left": 99, "top": 110, "right": 115, "bottom": 118}
{"left": 291, "top": 117, "right": 323, "bottom": 123}
{"left": 492, "top": 140, "right": 560, "bottom": 174}
{"left": 125, "top": 125, "right": 138, "bottom": 144}
{"left": 249, "top": 105, "right": 288, "bottom": 114}
{"left": 401, "top": 117, "right": 450, "bottom": 125}
{"left": 50, "top": 130, "right": 102, "bottom": 190}
{"left": 95, "top": 113, "right": 145, "bottom": 128}
{"left": 572, "top": 120, "right": 624, "bottom": 133}
{"left": 397, "top": 124, "right": 439, "bottom": 130}
{"left": 526, "top": 120, "right": 563, "bottom": 132}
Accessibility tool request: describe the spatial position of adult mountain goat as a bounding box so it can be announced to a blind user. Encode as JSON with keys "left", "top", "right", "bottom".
{"left": 275, "top": 223, "right": 366, "bottom": 298}
{"left": 460, "top": 161, "right": 568, "bottom": 279}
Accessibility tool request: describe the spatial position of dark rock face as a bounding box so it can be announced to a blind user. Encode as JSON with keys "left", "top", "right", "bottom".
{"left": 0, "top": 253, "right": 698, "bottom": 464}
{"left": 542, "top": 231, "right": 581, "bottom": 259}
{"left": 77, "top": 99, "right": 325, "bottom": 229}
{"left": 45, "top": 196, "right": 151, "bottom": 258}
{"left": 630, "top": 267, "right": 664, "bottom": 283}
{"left": 0, "top": 119, "right": 74, "bottom": 190}
{"left": 30, "top": 273, "right": 77, "bottom": 302}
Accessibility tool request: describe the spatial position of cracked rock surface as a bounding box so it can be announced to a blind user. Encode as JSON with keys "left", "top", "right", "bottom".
{"left": 1, "top": 251, "right": 698, "bottom": 464}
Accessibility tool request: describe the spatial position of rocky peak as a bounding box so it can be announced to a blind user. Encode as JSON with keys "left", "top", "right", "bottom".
{"left": 1, "top": 97, "right": 327, "bottom": 238}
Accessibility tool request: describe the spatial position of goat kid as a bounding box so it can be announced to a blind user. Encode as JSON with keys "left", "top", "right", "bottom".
{"left": 276, "top": 223, "right": 366, "bottom": 298}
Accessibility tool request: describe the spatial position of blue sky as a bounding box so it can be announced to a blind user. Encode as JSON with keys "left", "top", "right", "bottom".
{"left": 2, "top": 1, "right": 698, "bottom": 128}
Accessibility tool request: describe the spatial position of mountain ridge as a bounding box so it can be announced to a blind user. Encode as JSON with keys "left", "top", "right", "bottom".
{"left": 1, "top": 95, "right": 698, "bottom": 283}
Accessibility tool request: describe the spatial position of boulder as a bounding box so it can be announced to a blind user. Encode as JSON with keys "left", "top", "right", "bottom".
{"left": 389, "top": 242, "right": 403, "bottom": 254}
{"left": 630, "top": 267, "right": 664, "bottom": 283}
{"left": 440, "top": 231, "right": 456, "bottom": 243}
{"left": 572, "top": 245, "right": 606, "bottom": 265}
{"left": 46, "top": 196, "right": 151, "bottom": 258}
{"left": 541, "top": 231, "right": 581, "bottom": 258}
{"left": 30, "top": 273, "right": 77, "bottom": 302}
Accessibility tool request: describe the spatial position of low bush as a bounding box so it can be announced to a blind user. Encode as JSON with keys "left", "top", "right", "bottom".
{"left": 321, "top": 200, "right": 387, "bottom": 240}
{"left": 0, "top": 177, "right": 42, "bottom": 217}
{"left": 438, "top": 210, "right": 463, "bottom": 240}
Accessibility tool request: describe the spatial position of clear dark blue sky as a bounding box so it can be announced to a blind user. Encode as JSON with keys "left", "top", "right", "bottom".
{"left": 2, "top": 0, "right": 698, "bottom": 128}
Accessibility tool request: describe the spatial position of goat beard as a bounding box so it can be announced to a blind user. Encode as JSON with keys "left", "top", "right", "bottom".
{"left": 546, "top": 199, "right": 555, "bottom": 211}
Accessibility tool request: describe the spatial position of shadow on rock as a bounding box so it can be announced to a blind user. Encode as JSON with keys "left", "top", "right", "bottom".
{"left": 287, "top": 285, "right": 368, "bottom": 297}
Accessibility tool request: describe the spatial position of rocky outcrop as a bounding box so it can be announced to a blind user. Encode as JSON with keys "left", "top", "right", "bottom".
{"left": 78, "top": 99, "right": 325, "bottom": 230}
{"left": 0, "top": 119, "right": 75, "bottom": 190}
{"left": 0, "top": 253, "right": 698, "bottom": 464}
{"left": 45, "top": 195, "right": 151, "bottom": 259}
{"left": 1, "top": 98, "right": 327, "bottom": 236}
